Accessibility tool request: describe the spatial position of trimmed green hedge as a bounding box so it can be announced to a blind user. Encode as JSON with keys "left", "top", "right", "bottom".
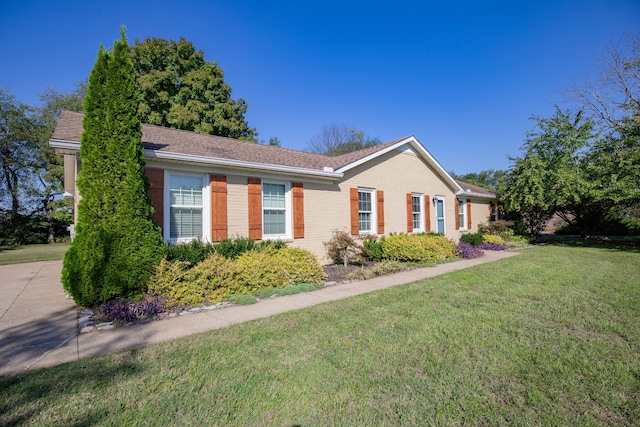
{"left": 363, "top": 233, "right": 457, "bottom": 263}
{"left": 148, "top": 247, "right": 324, "bottom": 307}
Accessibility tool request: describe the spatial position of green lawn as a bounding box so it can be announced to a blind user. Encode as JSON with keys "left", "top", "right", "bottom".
{"left": 0, "top": 243, "right": 69, "bottom": 265}
{"left": 1, "top": 244, "right": 639, "bottom": 425}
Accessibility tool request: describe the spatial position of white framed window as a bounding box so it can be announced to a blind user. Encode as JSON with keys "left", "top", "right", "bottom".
{"left": 166, "top": 172, "right": 210, "bottom": 242}
{"left": 412, "top": 193, "right": 424, "bottom": 232}
{"left": 458, "top": 198, "right": 467, "bottom": 230}
{"left": 262, "top": 181, "right": 291, "bottom": 239}
{"left": 492, "top": 202, "right": 499, "bottom": 221}
{"left": 358, "top": 188, "right": 375, "bottom": 233}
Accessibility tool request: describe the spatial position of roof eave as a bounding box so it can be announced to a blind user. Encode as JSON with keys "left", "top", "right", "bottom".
{"left": 146, "top": 150, "right": 343, "bottom": 180}
{"left": 455, "top": 190, "right": 499, "bottom": 200}
{"left": 49, "top": 138, "right": 343, "bottom": 181}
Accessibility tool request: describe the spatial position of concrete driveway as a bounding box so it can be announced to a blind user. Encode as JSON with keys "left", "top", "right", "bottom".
{"left": 0, "top": 260, "right": 77, "bottom": 376}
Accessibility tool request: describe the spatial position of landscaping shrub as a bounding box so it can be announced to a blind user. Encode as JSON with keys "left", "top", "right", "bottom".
{"left": 236, "top": 247, "right": 323, "bottom": 292}
{"left": 324, "top": 230, "right": 365, "bottom": 266}
{"left": 164, "top": 239, "right": 216, "bottom": 265}
{"left": 150, "top": 247, "right": 323, "bottom": 307}
{"left": 460, "top": 233, "right": 484, "bottom": 246}
{"left": 479, "top": 242, "right": 508, "bottom": 251}
{"left": 379, "top": 233, "right": 457, "bottom": 262}
{"left": 482, "top": 234, "right": 506, "bottom": 245}
{"left": 99, "top": 293, "right": 167, "bottom": 323}
{"left": 164, "top": 237, "right": 287, "bottom": 267}
{"left": 478, "top": 220, "right": 514, "bottom": 237}
{"left": 273, "top": 247, "right": 324, "bottom": 286}
{"left": 362, "top": 236, "right": 384, "bottom": 261}
{"left": 63, "top": 32, "right": 164, "bottom": 307}
{"left": 213, "top": 236, "right": 256, "bottom": 259}
{"left": 347, "top": 261, "right": 407, "bottom": 280}
{"left": 147, "top": 254, "right": 240, "bottom": 307}
{"left": 456, "top": 242, "right": 485, "bottom": 259}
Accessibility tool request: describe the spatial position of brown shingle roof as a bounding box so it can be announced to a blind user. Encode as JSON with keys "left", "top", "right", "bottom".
{"left": 53, "top": 111, "right": 418, "bottom": 173}
{"left": 53, "top": 110, "right": 337, "bottom": 171}
{"left": 454, "top": 179, "right": 498, "bottom": 198}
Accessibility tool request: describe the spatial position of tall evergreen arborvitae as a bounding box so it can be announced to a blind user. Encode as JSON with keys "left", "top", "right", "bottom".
{"left": 62, "top": 29, "right": 163, "bottom": 307}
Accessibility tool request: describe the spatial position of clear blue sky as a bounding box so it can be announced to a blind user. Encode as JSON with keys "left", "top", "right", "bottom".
{"left": 1, "top": 0, "right": 638, "bottom": 174}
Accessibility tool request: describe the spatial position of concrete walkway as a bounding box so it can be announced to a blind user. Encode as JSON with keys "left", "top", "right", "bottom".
{"left": 0, "top": 251, "right": 520, "bottom": 377}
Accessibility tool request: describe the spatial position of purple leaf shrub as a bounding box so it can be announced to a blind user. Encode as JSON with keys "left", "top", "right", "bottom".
{"left": 99, "top": 293, "right": 167, "bottom": 323}
{"left": 456, "top": 242, "right": 485, "bottom": 259}
{"left": 478, "top": 242, "right": 508, "bottom": 251}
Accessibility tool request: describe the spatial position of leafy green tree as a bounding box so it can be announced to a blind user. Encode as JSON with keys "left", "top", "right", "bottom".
{"left": 130, "top": 37, "right": 256, "bottom": 140}
{"left": 307, "top": 123, "right": 381, "bottom": 156}
{"left": 63, "top": 29, "right": 163, "bottom": 307}
{"left": 0, "top": 88, "right": 37, "bottom": 216}
{"left": 450, "top": 169, "right": 505, "bottom": 191}
{"left": 33, "top": 83, "right": 86, "bottom": 241}
{"left": 499, "top": 108, "right": 597, "bottom": 236}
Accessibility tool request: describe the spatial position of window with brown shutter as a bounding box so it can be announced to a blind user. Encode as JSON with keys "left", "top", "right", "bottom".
{"left": 406, "top": 193, "right": 413, "bottom": 233}
{"left": 248, "top": 178, "right": 262, "bottom": 240}
{"left": 350, "top": 188, "right": 359, "bottom": 235}
{"left": 144, "top": 168, "right": 164, "bottom": 235}
{"left": 425, "top": 194, "right": 431, "bottom": 231}
{"left": 377, "top": 190, "right": 384, "bottom": 234}
{"left": 467, "top": 199, "right": 472, "bottom": 230}
{"left": 210, "top": 175, "right": 227, "bottom": 242}
{"left": 455, "top": 198, "right": 460, "bottom": 230}
{"left": 292, "top": 183, "right": 304, "bottom": 239}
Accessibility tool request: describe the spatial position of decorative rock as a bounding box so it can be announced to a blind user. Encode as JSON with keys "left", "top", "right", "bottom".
{"left": 324, "top": 281, "right": 337, "bottom": 287}
{"left": 81, "top": 308, "right": 94, "bottom": 316}
{"left": 179, "top": 311, "right": 191, "bottom": 316}
{"left": 80, "top": 325, "right": 94, "bottom": 333}
{"left": 189, "top": 307, "right": 202, "bottom": 313}
{"left": 96, "top": 322, "right": 114, "bottom": 330}
{"left": 78, "top": 317, "right": 93, "bottom": 328}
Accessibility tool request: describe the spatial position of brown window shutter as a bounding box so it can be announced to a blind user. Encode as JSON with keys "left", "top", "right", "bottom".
{"left": 248, "top": 178, "right": 262, "bottom": 240}
{"left": 350, "top": 188, "right": 359, "bottom": 235}
{"left": 425, "top": 194, "right": 431, "bottom": 231}
{"left": 144, "top": 168, "right": 164, "bottom": 235}
{"left": 406, "top": 193, "right": 413, "bottom": 233}
{"left": 377, "top": 190, "right": 385, "bottom": 234}
{"left": 489, "top": 203, "right": 494, "bottom": 221}
{"left": 454, "top": 198, "right": 460, "bottom": 230}
{"left": 467, "top": 199, "right": 472, "bottom": 229}
{"left": 292, "top": 183, "right": 304, "bottom": 239}
{"left": 210, "top": 175, "right": 227, "bottom": 242}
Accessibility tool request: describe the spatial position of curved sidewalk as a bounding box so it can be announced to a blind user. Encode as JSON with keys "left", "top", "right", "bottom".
{"left": 0, "top": 250, "right": 519, "bottom": 377}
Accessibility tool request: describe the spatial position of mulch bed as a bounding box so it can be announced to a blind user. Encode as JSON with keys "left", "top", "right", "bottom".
{"left": 322, "top": 262, "right": 377, "bottom": 283}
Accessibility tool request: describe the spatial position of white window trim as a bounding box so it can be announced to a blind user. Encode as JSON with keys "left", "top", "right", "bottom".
{"left": 435, "top": 195, "right": 446, "bottom": 235}
{"left": 262, "top": 180, "right": 292, "bottom": 240}
{"left": 164, "top": 171, "right": 211, "bottom": 243}
{"left": 458, "top": 198, "right": 468, "bottom": 231}
{"left": 358, "top": 188, "right": 377, "bottom": 234}
{"left": 412, "top": 193, "right": 424, "bottom": 233}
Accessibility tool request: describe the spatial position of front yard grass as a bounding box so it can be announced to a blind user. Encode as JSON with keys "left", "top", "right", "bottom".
{"left": 1, "top": 244, "right": 639, "bottom": 425}
{"left": 0, "top": 243, "right": 69, "bottom": 265}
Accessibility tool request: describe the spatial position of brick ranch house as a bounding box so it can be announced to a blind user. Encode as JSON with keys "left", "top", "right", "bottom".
{"left": 50, "top": 110, "right": 499, "bottom": 264}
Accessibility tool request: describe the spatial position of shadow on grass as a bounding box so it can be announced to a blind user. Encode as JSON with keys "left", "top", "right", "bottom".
{"left": 0, "top": 246, "right": 19, "bottom": 254}
{"left": 0, "top": 350, "right": 144, "bottom": 426}
{"left": 536, "top": 234, "right": 640, "bottom": 252}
